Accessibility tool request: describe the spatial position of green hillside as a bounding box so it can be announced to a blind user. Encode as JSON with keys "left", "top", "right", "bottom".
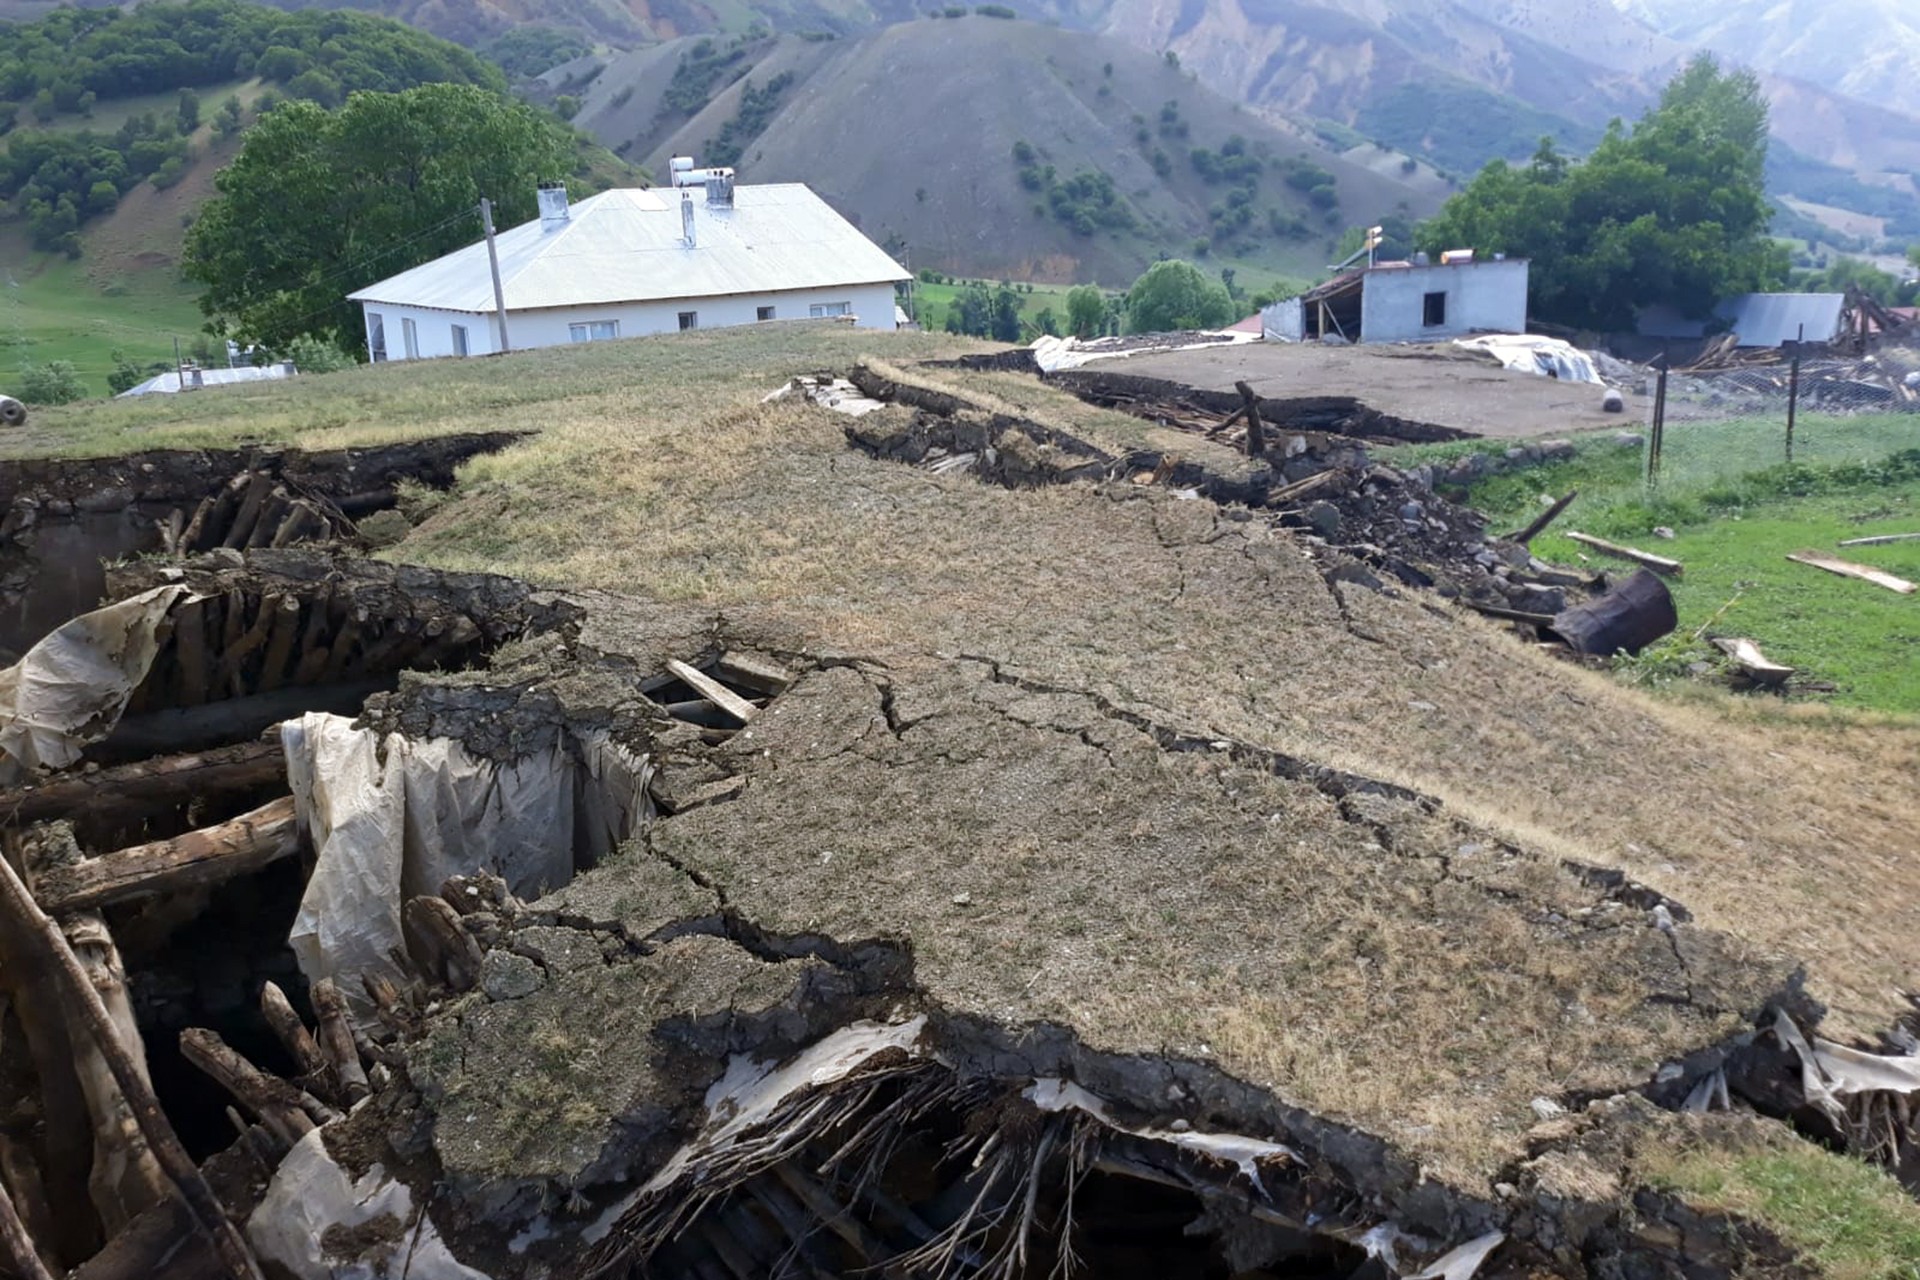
{"left": 562, "top": 17, "right": 1441, "bottom": 284}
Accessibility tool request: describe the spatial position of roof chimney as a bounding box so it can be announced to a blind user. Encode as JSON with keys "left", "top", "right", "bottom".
{"left": 537, "top": 183, "right": 570, "bottom": 233}
{"left": 705, "top": 168, "right": 734, "bottom": 207}
{"left": 681, "top": 190, "right": 696, "bottom": 247}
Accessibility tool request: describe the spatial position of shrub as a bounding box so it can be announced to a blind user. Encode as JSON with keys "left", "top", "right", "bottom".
{"left": 286, "top": 333, "right": 357, "bottom": 373}
{"left": 12, "top": 360, "right": 87, "bottom": 404}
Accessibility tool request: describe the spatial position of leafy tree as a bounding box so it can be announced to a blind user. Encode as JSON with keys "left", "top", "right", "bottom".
{"left": 989, "top": 285, "right": 1022, "bottom": 342}
{"left": 1417, "top": 56, "right": 1787, "bottom": 330}
{"left": 108, "top": 349, "right": 171, "bottom": 394}
{"left": 1065, "top": 284, "right": 1103, "bottom": 338}
{"left": 1125, "top": 259, "right": 1233, "bottom": 333}
{"left": 285, "top": 333, "right": 357, "bottom": 373}
{"left": 213, "top": 95, "right": 244, "bottom": 139}
{"left": 11, "top": 360, "right": 87, "bottom": 404}
{"left": 481, "top": 26, "right": 591, "bottom": 79}
{"left": 184, "top": 83, "right": 577, "bottom": 352}
{"left": 1908, "top": 244, "right": 1920, "bottom": 275}
{"left": 177, "top": 88, "right": 201, "bottom": 133}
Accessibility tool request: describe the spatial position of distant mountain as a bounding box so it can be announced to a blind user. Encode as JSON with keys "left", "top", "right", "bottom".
{"left": 1613, "top": 0, "right": 1920, "bottom": 122}
{"left": 560, "top": 18, "right": 1444, "bottom": 285}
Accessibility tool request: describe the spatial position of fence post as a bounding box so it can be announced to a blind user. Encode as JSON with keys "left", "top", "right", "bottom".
{"left": 1785, "top": 336, "right": 1802, "bottom": 464}
{"left": 1648, "top": 359, "right": 1668, "bottom": 485}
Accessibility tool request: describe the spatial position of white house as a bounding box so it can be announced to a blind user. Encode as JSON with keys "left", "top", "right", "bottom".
{"left": 1263, "top": 255, "right": 1529, "bottom": 345}
{"left": 347, "top": 166, "right": 910, "bottom": 362}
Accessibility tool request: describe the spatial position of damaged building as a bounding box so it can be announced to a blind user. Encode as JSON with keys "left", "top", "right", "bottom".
{"left": 2, "top": 335, "right": 1920, "bottom": 1280}
{"left": 1262, "top": 256, "right": 1529, "bottom": 345}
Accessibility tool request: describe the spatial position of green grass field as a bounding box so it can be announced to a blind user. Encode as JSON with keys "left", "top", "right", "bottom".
{"left": 2, "top": 256, "right": 207, "bottom": 398}
{"left": 1399, "top": 417, "right": 1920, "bottom": 712}
{"left": 22, "top": 78, "right": 256, "bottom": 138}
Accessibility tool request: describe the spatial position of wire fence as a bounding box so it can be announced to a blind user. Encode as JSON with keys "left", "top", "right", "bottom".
{"left": 1643, "top": 341, "right": 1920, "bottom": 489}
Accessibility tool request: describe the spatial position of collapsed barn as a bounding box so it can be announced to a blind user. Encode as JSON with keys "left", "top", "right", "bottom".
{"left": 2, "top": 347, "right": 1919, "bottom": 1280}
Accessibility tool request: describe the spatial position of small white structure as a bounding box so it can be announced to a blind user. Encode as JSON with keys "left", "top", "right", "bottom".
{"left": 1263, "top": 256, "right": 1529, "bottom": 345}
{"left": 117, "top": 363, "right": 297, "bottom": 397}
{"left": 348, "top": 167, "right": 909, "bottom": 362}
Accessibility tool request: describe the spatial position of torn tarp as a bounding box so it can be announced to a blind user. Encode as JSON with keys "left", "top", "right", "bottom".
{"left": 249, "top": 1129, "right": 490, "bottom": 1280}
{"left": 0, "top": 585, "right": 190, "bottom": 785}
{"left": 281, "top": 712, "right": 652, "bottom": 1019}
{"left": 1453, "top": 335, "right": 1602, "bottom": 385}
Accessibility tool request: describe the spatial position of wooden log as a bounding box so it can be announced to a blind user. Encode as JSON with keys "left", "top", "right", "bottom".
{"left": 1549, "top": 569, "right": 1678, "bottom": 658}
{"left": 32, "top": 798, "right": 298, "bottom": 915}
{"left": 1711, "top": 637, "right": 1795, "bottom": 686}
{"left": 1787, "top": 551, "right": 1917, "bottom": 594}
{"left": 172, "top": 598, "right": 210, "bottom": 709}
{"left": 1838, "top": 532, "right": 1920, "bottom": 548}
{"left": 213, "top": 593, "right": 280, "bottom": 694}
{"left": 1233, "top": 380, "right": 1266, "bottom": 458}
{"left": 98, "top": 679, "right": 389, "bottom": 760}
{"left": 0, "top": 1174, "right": 56, "bottom": 1280}
{"left": 402, "top": 896, "right": 483, "bottom": 993}
{"left": 60, "top": 913, "right": 170, "bottom": 1234}
{"left": 0, "top": 1132, "right": 57, "bottom": 1273}
{"left": 220, "top": 475, "right": 274, "bottom": 551}
{"left": 0, "top": 854, "right": 263, "bottom": 1280}
{"left": 308, "top": 979, "right": 369, "bottom": 1104}
{"left": 665, "top": 659, "right": 758, "bottom": 726}
{"left": 177, "top": 495, "right": 218, "bottom": 556}
{"left": 715, "top": 650, "right": 793, "bottom": 697}
{"left": 1504, "top": 490, "right": 1578, "bottom": 545}
{"left": 1462, "top": 601, "right": 1556, "bottom": 625}
{"left": 243, "top": 494, "right": 290, "bottom": 551}
{"left": 1266, "top": 469, "right": 1343, "bottom": 505}
{"left": 255, "top": 595, "right": 304, "bottom": 694}
{"left": 258, "top": 981, "right": 328, "bottom": 1080}
{"left": 1565, "top": 532, "right": 1683, "bottom": 577}
{"left": 0, "top": 740, "right": 284, "bottom": 830}
{"left": 177, "top": 1029, "right": 315, "bottom": 1148}
{"left": 68, "top": 1195, "right": 219, "bottom": 1280}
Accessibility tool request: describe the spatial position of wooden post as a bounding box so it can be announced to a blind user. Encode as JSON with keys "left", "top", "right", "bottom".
{"left": 0, "top": 855, "right": 262, "bottom": 1280}
{"left": 1785, "top": 335, "right": 1802, "bottom": 464}
{"left": 308, "top": 979, "right": 369, "bottom": 1104}
{"left": 258, "top": 982, "right": 328, "bottom": 1080}
{"left": 481, "top": 198, "right": 512, "bottom": 354}
{"left": 1503, "top": 489, "right": 1577, "bottom": 545}
{"left": 1648, "top": 361, "right": 1668, "bottom": 484}
{"left": 0, "top": 1176, "right": 56, "bottom": 1280}
{"left": 1233, "top": 380, "right": 1266, "bottom": 457}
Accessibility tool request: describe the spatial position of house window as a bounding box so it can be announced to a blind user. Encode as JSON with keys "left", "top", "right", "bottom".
{"left": 401, "top": 316, "right": 419, "bottom": 359}
{"left": 757, "top": 305, "right": 775, "bottom": 321}
{"left": 366, "top": 312, "right": 387, "bottom": 362}
{"left": 1423, "top": 291, "right": 1448, "bottom": 327}
{"left": 679, "top": 311, "right": 698, "bottom": 331}
{"left": 568, "top": 320, "right": 619, "bottom": 342}
{"left": 809, "top": 302, "right": 851, "bottom": 318}
{"left": 450, "top": 324, "right": 469, "bottom": 357}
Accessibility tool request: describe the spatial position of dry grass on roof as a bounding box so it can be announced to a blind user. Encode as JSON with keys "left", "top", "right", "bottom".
{"left": 386, "top": 337, "right": 1920, "bottom": 1058}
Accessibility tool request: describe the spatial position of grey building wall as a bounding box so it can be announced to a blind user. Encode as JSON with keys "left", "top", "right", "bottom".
{"left": 1261, "top": 298, "right": 1305, "bottom": 342}
{"left": 1357, "top": 260, "right": 1528, "bottom": 343}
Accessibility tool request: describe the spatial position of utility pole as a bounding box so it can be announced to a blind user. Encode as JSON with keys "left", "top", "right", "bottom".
{"left": 481, "top": 197, "right": 511, "bottom": 354}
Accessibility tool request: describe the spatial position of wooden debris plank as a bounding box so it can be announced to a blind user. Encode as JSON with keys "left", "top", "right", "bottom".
{"left": 1267, "top": 469, "right": 1343, "bottom": 505}
{"left": 1565, "top": 532, "right": 1683, "bottom": 577}
{"left": 714, "top": 650, "right": 793, "bottom": 696}
{"left": 0, "top": 856, "right": 263, "bottom": 1280}
{"left": 665, "top": 658, "right": 758, "bottom": 725}
{"left": 1837, "top": 532, "right": 1920, "bottom": 548}
{"left": 1711, "top": 637, "right": 1795, "bottom": 686}
{"left": 0, "top": 739, "right": 284, "bottom": 828}
{"left": 31, "top": 797, "right": 299, "bottom": 915}
{"left": 1786, "top": 551, "right": 1917, "bottom": 594}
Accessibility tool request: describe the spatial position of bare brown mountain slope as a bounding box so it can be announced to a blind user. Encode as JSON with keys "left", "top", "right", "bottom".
{"left": 565, "top": 19, "right": 1441, "bottom": 283}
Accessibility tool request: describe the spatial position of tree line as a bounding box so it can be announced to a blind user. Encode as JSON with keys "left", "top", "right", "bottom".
{"left": 0, "top": 0, "right": 508, "bottom": 256}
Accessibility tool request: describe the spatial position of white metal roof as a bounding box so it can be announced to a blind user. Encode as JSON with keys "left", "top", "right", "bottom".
{"left": 117, "top": 364, "right": 296, "bottom": 397}
{"left": 348, "top": 186, "right": 910, "bottom": 313}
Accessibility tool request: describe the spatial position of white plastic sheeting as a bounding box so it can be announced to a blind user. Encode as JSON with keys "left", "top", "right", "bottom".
{"left": 1408, "top": 1232, "right": 1506, "bottom": 1280}
{"left": 0, "top": 585, "right": 190, "bottom": 785}
{"left": 1773, "top": 1008, "right": 1920, "bottom": 1124}
{"left": 282, "top": 712, "right": 652, "bottom": 1019}
{"left": 1026, "top": 1076, "right": 1299, "bottom": 1183}
{"left": 1453, "top": 335, "right": 1602, "bottom": 385}
{"left": 1029, "top": 330, "right": 1258, "bottom": 373}
{"left": 249, "top": 1129, "right": 492, "bottom": 1280}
